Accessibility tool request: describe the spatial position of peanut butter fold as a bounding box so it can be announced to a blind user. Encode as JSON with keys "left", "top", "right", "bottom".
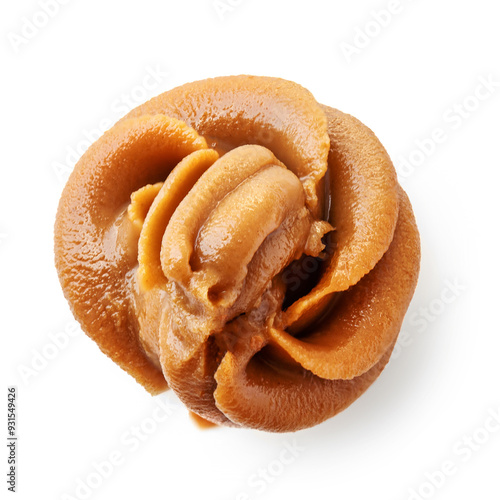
{"left": 55, "top": 76, "right": 420, "bottom": 432}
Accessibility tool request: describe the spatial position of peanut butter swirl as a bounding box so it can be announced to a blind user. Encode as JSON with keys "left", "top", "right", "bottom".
{"left": 54, "top": 76, "right": 420, "bottom": 432}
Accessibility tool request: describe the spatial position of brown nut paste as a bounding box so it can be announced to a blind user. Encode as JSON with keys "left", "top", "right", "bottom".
{"left": 54, "top": 76, "right": 420, "bottom": 432}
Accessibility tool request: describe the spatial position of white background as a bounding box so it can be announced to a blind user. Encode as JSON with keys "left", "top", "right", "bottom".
{"left": 1, "top": 1, "right": 499, "bottom": 499}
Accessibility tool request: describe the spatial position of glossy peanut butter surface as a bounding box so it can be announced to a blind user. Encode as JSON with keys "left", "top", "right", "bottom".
{"left": 54, "top": 76, "right": 420, "bottom": 432}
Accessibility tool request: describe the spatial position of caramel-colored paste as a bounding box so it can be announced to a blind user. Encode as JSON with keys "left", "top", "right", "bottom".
{"left": 54, "top": 76, "right": 420, "bottom": 432}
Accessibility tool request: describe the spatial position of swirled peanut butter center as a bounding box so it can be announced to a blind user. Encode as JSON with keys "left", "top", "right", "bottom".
{"left": 128, "top": 143, "right": 332, "bottom": 364}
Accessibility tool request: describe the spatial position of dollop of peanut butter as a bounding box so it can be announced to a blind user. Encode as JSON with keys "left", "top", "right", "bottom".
{"left": 55, "top": 76, "right": 420, "bottom": 432}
